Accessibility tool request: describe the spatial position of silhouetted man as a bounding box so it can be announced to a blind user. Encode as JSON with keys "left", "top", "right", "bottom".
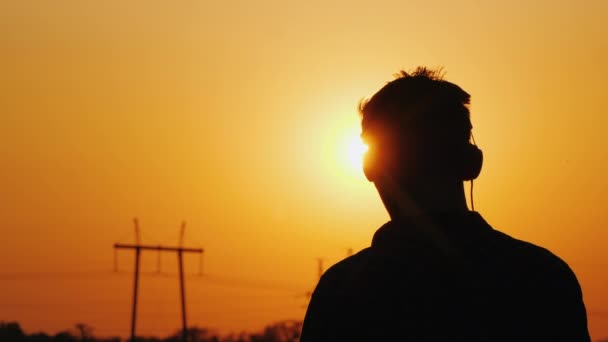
{"left": 301, "top": 68, "right": 590, "bottom": 341}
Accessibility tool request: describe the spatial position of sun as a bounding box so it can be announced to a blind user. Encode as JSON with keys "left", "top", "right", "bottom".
{"left": 346, "top": 134, "right": 368, "bottom": 172}
{"left": 330, "top": 125, "right": 368, "bottom": 178}
{"left": 320, "top": 117, "right": 369, "bottom": 181}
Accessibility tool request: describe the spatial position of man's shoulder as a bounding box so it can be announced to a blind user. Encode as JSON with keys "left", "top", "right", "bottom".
{"left": 488, "top": 226, "right": 588, "bottom": 340}
{"left": 324, "top": 248, "right": 374, "bottom": 274}
{"left": 319, "top": 217, "right": 580, "bottom": 290}
{"left": 487, "top": 226, "right": 578, "bottom": 283}
{"left": 316, "top": 248, "right": 374, "bottom": 289}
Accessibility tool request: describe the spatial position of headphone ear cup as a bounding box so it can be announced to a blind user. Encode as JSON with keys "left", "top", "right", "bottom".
{"left": 461, "top": 144, "right": 483, "bottom": 181}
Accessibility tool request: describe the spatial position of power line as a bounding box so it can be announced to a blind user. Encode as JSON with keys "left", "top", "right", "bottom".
{"left": 0, "top": 270, "right": 116, "bottom": 279}
{"left": 0, "top": 270, "right": 307, "bottom": 292}
{"left": 2, "top": 269, "right": 606, "bottom": 318}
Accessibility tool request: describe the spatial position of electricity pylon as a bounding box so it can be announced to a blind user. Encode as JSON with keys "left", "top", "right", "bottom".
{"left": 114, "top": 218, "right": 203, "bottom": 342}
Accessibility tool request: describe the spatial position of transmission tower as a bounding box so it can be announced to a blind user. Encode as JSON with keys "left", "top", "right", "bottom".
{"left": 114, "top": 218, "right": 203, "bottom": 342}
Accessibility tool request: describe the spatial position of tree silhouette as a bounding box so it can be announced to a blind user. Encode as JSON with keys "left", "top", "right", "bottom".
{"left": 74, "top": 323, "right": 94, "bottom": 342}
{"left": 0, "top": 320, "right": 303, "bottom": 342}
{"left": 250, "top": 321, "right": 302, "bottom": 342}
{"left": 0, "top": 322, "right": 26, "bottom": 342}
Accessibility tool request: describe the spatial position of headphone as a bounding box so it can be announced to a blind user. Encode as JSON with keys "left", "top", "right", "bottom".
{"left": 363, "top": 139, "right": 483, "bottom": 183}
{"left": 460, "top": 141, "right": 483, "bottom": 181}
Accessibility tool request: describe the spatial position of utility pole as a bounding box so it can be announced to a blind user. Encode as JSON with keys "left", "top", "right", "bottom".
{"left": 302, "top": 257, "right": 325, "bottom": 308}
{"left": 178, "top": 221, "right": 187, "bottom": 342}
{"left": 114, "top": 218, "right": 203, "bottom": 342}
{"left": 316, "top": 258, "right": 324, "bottom": 280}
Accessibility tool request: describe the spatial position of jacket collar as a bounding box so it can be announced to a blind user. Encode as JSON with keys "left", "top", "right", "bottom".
{"left": 371, "top": 211, "right": 493, "bottom": 250}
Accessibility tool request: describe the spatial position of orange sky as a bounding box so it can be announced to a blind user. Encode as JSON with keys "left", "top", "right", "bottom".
{"left": 1, "top": 0, "right": 607, "bottom": 339}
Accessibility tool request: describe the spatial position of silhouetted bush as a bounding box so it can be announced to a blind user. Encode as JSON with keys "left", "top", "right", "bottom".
{"left": 0, "top": 322, "right": 27, "bottom": 342}
{"left": 0, "top": 320, "right": 303, "bottom": 342}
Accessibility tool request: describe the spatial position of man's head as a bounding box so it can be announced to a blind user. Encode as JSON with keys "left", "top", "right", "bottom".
{"left": 359, "top": 67, "right": 482, "bottom": 204}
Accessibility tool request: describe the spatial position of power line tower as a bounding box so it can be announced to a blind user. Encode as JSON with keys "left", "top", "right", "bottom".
{"left": 114, "top": 218, "right": 204, "bottom": 342}
{"left": 303, "top": 257, "right": 325, "bottom": 304}
{"left": 316, "top": 257, "right": 325, "bottom": 280}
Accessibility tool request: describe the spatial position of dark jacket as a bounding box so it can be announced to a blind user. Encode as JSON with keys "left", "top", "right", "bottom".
{"left": 301, "top": 212, "right": 589, "bottom": 341}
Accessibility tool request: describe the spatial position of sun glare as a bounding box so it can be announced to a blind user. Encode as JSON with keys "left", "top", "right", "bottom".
{"left": 330, "top": 125, "right": 368, "bottom": 179}
{"left": 320, "top": 114, "right": 369, "bottom": 181}
{"left": 346, "top": 134, "right": 368, "bottom": 172}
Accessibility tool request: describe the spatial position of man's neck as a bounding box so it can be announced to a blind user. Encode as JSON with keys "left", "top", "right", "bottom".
{"left": 376, "top": 176, "right": 469, "bottom": 219}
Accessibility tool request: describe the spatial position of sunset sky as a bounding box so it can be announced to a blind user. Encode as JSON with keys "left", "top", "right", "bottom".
{"left": 1, "top": 0, "right": 607, "bottom": 339}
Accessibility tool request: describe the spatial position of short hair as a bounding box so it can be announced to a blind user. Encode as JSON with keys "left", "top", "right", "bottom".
{"left": 359, "top": 67, "right": 472, "bottom": 148}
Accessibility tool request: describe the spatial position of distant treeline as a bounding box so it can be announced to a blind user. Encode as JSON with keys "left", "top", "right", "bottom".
{"left": 0, "top": 321, "right": 302, "bottom": 342}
